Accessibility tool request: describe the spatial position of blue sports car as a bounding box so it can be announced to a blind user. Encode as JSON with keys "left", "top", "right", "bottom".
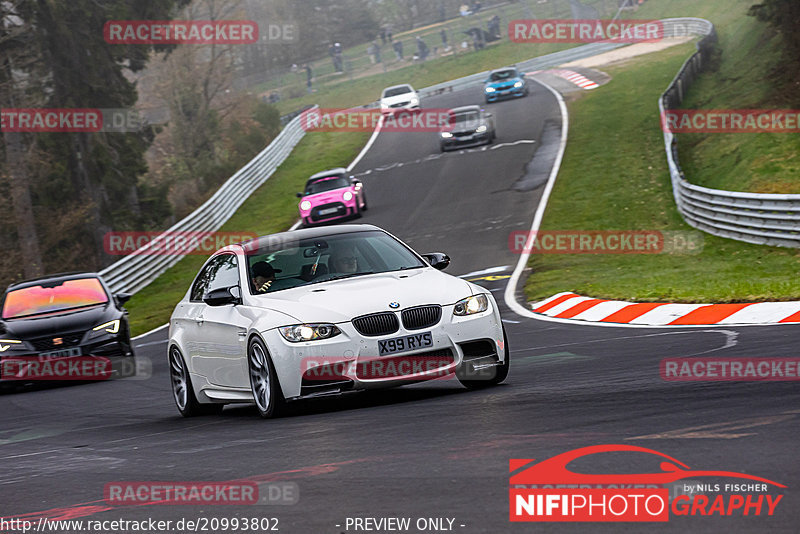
{"left": 484, "top": 66, "right": 529, "bottom": 103}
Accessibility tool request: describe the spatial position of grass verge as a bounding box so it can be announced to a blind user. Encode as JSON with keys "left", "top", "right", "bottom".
{"left": 523, "top": 41, "right": 800, "bottom": 304}
{"left": 125, "top": 131, "right": 370, "bottom": 336}
{"left": 674, "top": 4, "right": 800, "bottom": 193}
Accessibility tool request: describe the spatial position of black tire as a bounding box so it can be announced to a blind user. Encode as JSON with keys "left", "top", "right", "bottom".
{"left": 353, "top": 198, "right": 363, "bottom": 219}
{"left": 169, "top": 346, "right": 223, "bottom": 417}
{"left": 361, "top": 193, "right": 368, "bottom": 211}
{"left": 457, "top": 327, "right": 510, "bottom": 389}
{"left": 247, "top": 337, "right": 286, "bottom": 418}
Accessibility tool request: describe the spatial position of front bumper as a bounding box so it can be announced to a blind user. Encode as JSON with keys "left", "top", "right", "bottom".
{"left": 485, "top": 87, "right": 526, "bottom": 102}
{"left": 301, "top": 203, "right": 358, "bottom": 226}
{"left": 441, "top": 131, "right": 492, "bottom": 150}
{"left": 381, "top": 104, "right": 421, "bottom": 116}
{"left": 264, "top": 302, "right": 504, "bottom": 399}
{"left": 0, "top": 333, "right": 134, "bottom": 382}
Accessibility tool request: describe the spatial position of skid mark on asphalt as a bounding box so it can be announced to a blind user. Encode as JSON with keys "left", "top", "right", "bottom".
{"left": 354, "top": 140, "right": 537, "bottom": 177}
{"left": 514, "top": 352, "right": 594, "bottom": 366}
{"left": 510, "top": 330, "right": 739, "bottom": 357}
{"left": 627, "top": 414, "right": 797, "bottom": 440}
{"left": 445, "top": 433, "right": 612, "bottom": 460}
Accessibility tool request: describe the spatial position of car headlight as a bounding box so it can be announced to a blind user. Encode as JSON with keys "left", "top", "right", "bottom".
{"left": 440, "top": 131, "right": 453, "bottom": 138}
{"left": 343, "top": 191, "right": 354, "bottom": 201}
{"left": 476, "top": 125, "right": 488, "bottom": 133}
{"left": 94, "top": 319, "right": 120, "bottom": 333}
{"left": 514, "top": 81, "right": 524, "bottom": 88}
{"left": 453, "top": 294, "right": 489, "bottom": 316}
{"left": 485, "top": 87, "right": 496, "bottom": 93}
{"left": 279, "top": 324, "right": 341, "bottom": 343}
{"left": 300, "top": 200, "right": 312, "bottom": 211}
{"left": 0, "top": 339, "right": 23, "bottom": 352}
{"left": 410, "top": 97, "right": 419, "bottom": 105}
{"left": 89, "top": 319, "right": 120, "bottom": 338}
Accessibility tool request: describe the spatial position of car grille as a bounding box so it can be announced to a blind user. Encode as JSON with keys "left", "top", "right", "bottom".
{"left": 30, "top": 332, "right": 84, "bottom": 351}
{"left": 310, "top": 202, "right": 347, "bottom": 222}
{"left": 454, "top": 131, "right": 474, "bottom": 138}
{"left": 390, "top": 101, "right": 410, "bottom": 108}
{"left": 352, "top": 312, "right": 400, "bottom": 337}
{"left": 401, "top": 305, "right": 442, "bottom": 330}
{"left": 497, "top": 84, "right": 515, "bottom": 91}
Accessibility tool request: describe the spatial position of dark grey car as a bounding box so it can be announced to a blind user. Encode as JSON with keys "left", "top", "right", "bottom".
{"left": 439, "top": 105, "right": 496, "bottom": 152}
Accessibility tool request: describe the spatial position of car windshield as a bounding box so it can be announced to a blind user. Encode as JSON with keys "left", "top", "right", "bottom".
{"left": 383, "top": 86, "right": 413, "bottom": 98}
{"left": 304, "top": 176, "right": 350, "bottom": 195}
{"left": 490, "top": 70, "right": 517, "bottom": 81}
{"left": 245, "top": 230, "right": 426, "bottom": 294}
{"left": 454, "top": 111, "right": 480, "bottom": 125}
{"left": 2, "top": 278, "right": 109, "bottom": 319}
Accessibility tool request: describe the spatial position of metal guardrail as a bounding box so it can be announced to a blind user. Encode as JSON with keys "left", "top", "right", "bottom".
{"left": 99, "top": 110, "right": 312, "bottom": 294}
{"left": 659, "top": 18, "right": 800, "bottom": 248}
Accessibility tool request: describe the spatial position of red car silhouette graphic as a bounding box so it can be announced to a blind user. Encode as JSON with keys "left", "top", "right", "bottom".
{"left": 510, "top": 444, "right": 785, "bottom": 487}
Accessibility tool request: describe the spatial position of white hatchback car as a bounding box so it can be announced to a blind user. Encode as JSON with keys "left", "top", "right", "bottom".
{"left": 168, "top": 225, "right": 509, "bottom": 418}
{"left": 379, "top": 84, "right": 420, "bottom": 116}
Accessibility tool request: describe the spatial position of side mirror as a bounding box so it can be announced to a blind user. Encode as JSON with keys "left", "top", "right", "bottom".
{"left": 204, "top": 286, "right": 241, "bottom": 307}
{"left": 115, "top": 293, "right": 132, "bottom": 306}
{"left": 422, "top": 252, "right": 450, "bottom": 271}
{"left": 296, "top": 192, "right": 304, "bottom": 198}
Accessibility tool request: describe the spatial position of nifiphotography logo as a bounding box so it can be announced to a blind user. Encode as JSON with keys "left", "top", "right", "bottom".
{"left": 509, "top": 445, "right": 784, "bottom": 522}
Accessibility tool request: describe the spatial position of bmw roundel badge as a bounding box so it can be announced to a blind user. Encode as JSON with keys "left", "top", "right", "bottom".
{"left": 389, "top": 302, "right": 400, "bottom": 309}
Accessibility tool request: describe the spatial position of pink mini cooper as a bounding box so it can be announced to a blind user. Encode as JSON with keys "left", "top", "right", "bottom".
{"left": 297, "top": 168, "right": 368, "bottom": 227}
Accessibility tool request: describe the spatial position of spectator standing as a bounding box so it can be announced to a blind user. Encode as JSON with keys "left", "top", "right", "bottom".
{"left": 304, "top": 64, "right": 313, "bottom": 93}
{"left": 416, "top": 36, "right": 429, "bottom": 61}
{"left": 393, "top": 39, "right": 404, "bottom": 60}
{"left": 333, "top": 42, "right": 344, "bottom": 72}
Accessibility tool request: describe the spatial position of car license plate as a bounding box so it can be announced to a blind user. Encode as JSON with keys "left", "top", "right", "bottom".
{"left": 378, "top": 332, "right": 433, "bottom": 356}
{"left": 319, "top": 208, "right": 338, "bottom": 216}
{"left": 39, "top": 347, "right": 82, "bottom": 358}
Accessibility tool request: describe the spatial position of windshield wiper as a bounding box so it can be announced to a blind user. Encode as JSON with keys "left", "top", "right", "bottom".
{"left": 324, "top": 271, "right": 376, "bottom": 282}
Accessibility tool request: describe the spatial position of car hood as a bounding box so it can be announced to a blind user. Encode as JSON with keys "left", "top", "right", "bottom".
{"left": 302, "top": 188, "right": 349, "bottom": 206}
{"left": 256, "top": 268, "right": 475, "bottom": 323}
{"left": 381, "top": 93, "right": 416, "bottom": 106}
{"left": 1, "top": 303, "right": 119, "bottom": 339}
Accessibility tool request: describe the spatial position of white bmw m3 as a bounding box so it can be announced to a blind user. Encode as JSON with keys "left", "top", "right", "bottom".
{"left": 168, "top": 224, "right": 509, "bottom": 418}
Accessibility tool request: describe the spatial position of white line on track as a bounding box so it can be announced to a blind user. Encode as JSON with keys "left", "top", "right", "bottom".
{"left": 459, "top": 266, "right": 510, "bottom": 278}
{"left": 347, "top": 115, "right": 385, "bottom": 172}
{"left": 131, "top": 323, "right": 169, "bottom": 341}
{"left": 134, "top": 339, "right": 168, "bottom": 349}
